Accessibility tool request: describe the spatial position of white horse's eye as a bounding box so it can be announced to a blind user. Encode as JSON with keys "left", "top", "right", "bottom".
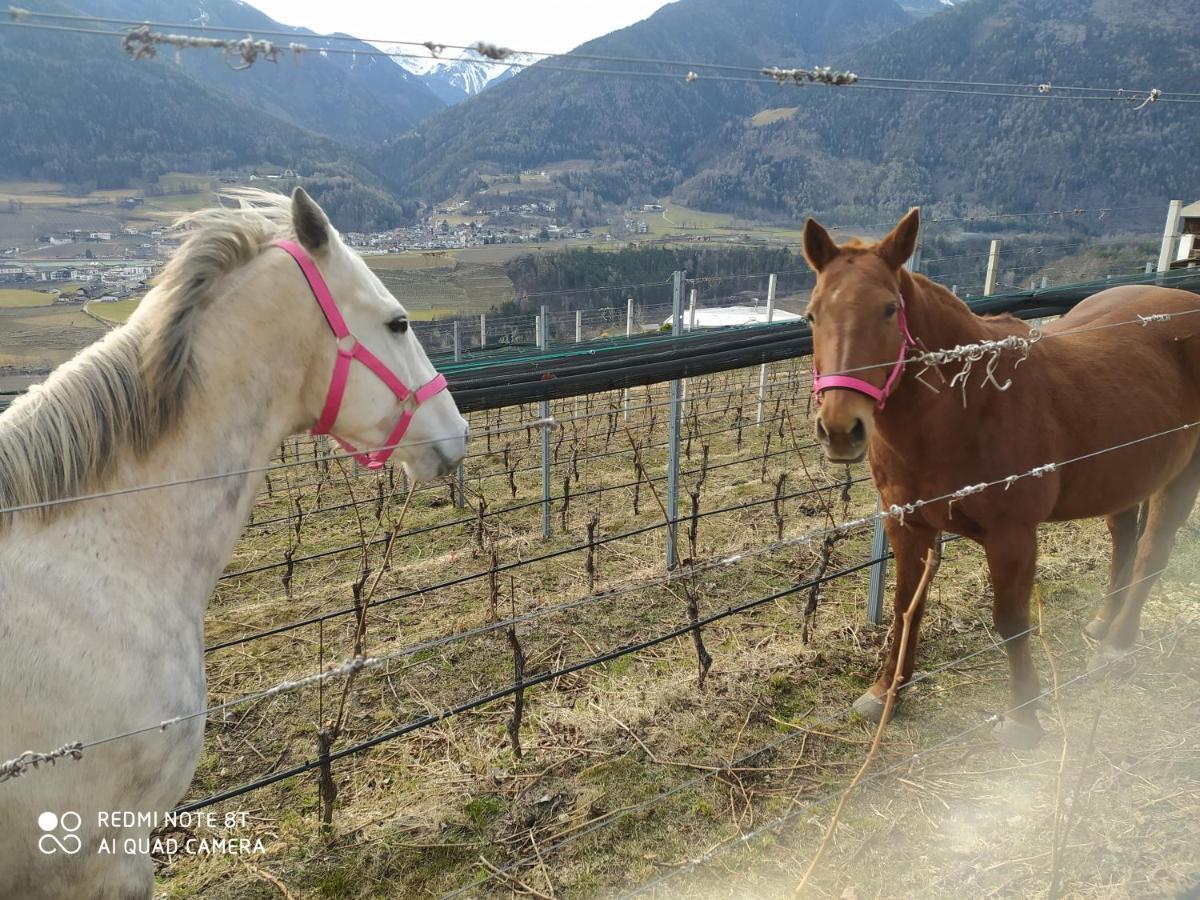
{"left": 387, "top": 316, "right": 409, "bottom": 335}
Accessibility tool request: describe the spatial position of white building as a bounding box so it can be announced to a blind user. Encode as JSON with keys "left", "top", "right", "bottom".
{"left": 663, "top": 306, "right": 804, "bottom": 331}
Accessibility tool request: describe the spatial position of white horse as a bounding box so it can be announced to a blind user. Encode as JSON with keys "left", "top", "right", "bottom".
{"left": 0, "top": 188, "right": 468, "bottom": 897}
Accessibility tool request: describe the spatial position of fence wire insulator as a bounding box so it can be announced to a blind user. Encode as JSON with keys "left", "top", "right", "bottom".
{"left": 686, "top": 71, "right": 698, "bottom": 83}
{"left": 6, "top": 5, "right": 30, "bottom": 21}
{"left": 473, "top": 41, "right": 512, "bottom": 61}
{"left": 1133, "top": 88, "right": 1162, "bottom": 110}
{"left": 1038, "top": 83, "right": 1052, "bottom": 94}
{"left": 120, "top": 25, "right": 289, "bottom": 69}
{"left": 1138, "top": 313, "right": 1172, "bottom": 326}
{"left": 0, "top": 743, "right": 83, "bottom": 783}
{"left": 761, "top": 65, "right": 858, "bottom": 86}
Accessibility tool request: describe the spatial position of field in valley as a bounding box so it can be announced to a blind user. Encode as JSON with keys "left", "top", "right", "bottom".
{"left": 0, "top": 303, "right": 108, "bottom": 368}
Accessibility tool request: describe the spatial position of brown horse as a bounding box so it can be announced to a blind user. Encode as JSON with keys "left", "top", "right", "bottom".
{"left": 803, "top": 209, "right": 1200, "bottom": 748}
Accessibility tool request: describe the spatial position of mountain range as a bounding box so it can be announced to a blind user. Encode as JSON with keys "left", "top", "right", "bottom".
{"left": 3, "top": 0, "right": 1197, "bottom": 232}
{"left": 390, "top": 45, "right": 540, "bottom": 105}
{"left": 371, "top": 0, "right": 913, "bottom": 205}
{"left": 373, "top": 0, "right": 1200, "bottom": 222}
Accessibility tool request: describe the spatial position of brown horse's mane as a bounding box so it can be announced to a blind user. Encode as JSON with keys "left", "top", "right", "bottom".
{"left": 907, "top": 270, "right": 1027, "bottom": 340}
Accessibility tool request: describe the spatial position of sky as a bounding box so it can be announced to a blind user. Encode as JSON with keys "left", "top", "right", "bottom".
{"left": 250, "top": 1, "right": 676, "bottom": 55}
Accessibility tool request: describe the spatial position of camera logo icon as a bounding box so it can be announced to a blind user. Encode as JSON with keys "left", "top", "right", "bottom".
{"left": 37, "top": 811, "right": 82, "bottom": 855}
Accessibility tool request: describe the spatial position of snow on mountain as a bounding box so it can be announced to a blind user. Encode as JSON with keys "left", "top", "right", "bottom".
{"left": 381, "top": 44, "right": 539, "bottom": 105}
{"left": 897, "top": 0, "right": 955, "bottom": 14}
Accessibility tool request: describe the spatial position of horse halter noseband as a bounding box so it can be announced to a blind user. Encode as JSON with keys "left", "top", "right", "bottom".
{"left": 811, "top": 291, "right": 918, "bottom": 411}
{"left": 274, "top": 239, "right": 448, "bottom": 470}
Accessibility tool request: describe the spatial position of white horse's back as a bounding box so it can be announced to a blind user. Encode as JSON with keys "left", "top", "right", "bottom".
{"left": 0, "top": 189, "right": 466, "bottom": 896}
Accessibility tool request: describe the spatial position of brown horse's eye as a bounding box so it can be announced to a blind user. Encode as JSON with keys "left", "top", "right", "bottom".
{"left": 883, "top": 303, "right": 898, "bottom": 319}
{"left": 806, "top": 313, "right": 816, "bottom": 327}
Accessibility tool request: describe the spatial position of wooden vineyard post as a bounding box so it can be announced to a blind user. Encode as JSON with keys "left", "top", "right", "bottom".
{"left": 984, "top": 239, "right": 1001, "bottom": 296}
{"left": 1158, "top": 199, "right": 1183, "bottom": 280}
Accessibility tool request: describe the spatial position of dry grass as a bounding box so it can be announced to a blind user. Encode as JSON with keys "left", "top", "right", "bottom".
{"left": 0, "top": 288, "right": 55, "bottom": 308}
{"left": 87, "top": 297, "right": 143, "bottom": 324}
{"left": 0, "top": 304, "right": 108, "bottom": 367}
{"left": 139, "top": 362, "right": 1198, "bottom": 899}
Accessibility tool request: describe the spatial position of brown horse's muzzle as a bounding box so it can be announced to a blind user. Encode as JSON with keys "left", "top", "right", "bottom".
{"left": 815, "top": 391, "right": 875, "bottom": 463}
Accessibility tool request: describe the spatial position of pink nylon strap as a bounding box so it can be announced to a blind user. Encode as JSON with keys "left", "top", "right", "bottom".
{"left": 812, "top": 294, "right": 917, "bottom": 411}
{"left": 273, "top": 239, "right": 448, "bottom": 470}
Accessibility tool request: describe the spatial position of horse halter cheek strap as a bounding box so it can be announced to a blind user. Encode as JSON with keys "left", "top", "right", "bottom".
{"left": 811, "top": 290, "right": 918, "bottom": 411}
{"left": 274, "top": 239, "right": 448, "bottom": 470}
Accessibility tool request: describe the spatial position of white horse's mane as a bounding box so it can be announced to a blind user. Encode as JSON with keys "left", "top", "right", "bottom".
{"left": 0, "top": 189, "right": 297, "bottom": 524}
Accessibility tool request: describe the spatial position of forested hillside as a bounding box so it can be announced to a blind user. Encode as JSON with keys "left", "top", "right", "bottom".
{"left": 372, "top": 0, "right": 911, "bottom": 205}
{"left": 0, "top": 0, "right": 420, "bottom": 229}
{"left": 375, "top": 0, "right": 1198, "bottom": 222}
{"left": 673, "top": 0, "right": 1200, "bottom": 221}
{"left": 497, "top": 245, "right": 809, "bottom": 314}
{"left": 68, "top": 0, "right": 445, "bottom": 143}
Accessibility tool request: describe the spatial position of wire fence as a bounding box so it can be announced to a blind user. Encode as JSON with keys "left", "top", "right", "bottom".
{"left": 4, "top": 238, "right": 1199, "bottom": 895}
{"left": 5, "top": 10, "right": 1197, "bottom": 106}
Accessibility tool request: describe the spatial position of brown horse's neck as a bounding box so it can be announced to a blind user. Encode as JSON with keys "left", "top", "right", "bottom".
{"left": 902, "top": 270, "right": 999, "bottom": 349}
{"left": 873, "top": 271, "right": 1024, "bottom": 455}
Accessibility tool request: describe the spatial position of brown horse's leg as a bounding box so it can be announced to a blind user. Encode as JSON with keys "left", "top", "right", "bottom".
{"left": 984, "top": 526, "right": 1043, "bottom": 749}
{"left": 851, "top": 519, "right": 938, "bottom": 723}
{"left": 1095, "top": 458, "right": 1200, "bottom": 665}
{"left": 1084, "top": 507, "right": 1140, "bottom": 639}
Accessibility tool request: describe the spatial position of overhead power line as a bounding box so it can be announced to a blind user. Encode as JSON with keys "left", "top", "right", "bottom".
{"left": 4, "top": 8, "right": 1199, "bottom": 105}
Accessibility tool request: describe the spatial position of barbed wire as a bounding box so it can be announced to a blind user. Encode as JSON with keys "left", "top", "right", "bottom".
{"left": 3, "top": 12, "right": 1198, "bottom": 105}
{"left": 5, "top": 276, "right": 1200, "bottom": 520}
{"left": 447, "top": 567, "right": 1178, "bottom": 898}
{"left": 5, "top": 412, "right": 1193, "bottom": 791}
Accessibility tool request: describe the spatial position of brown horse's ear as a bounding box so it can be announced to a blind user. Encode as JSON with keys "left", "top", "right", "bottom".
{"left": 876, "top": 208, "right": 920, "bottom": 270}
{"left": 802, "top": 217, "right": 839, "bottom": 273}
{"left": 291, "top": 186, "right": 330, "bottom": 253}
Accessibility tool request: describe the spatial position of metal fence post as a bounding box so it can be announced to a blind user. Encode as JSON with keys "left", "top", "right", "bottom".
{"left": 866, "top": 215, "right": 919, "bottom": 623}
{"left": 574, "top": 309, "right": 582, "bottom": 419}
{"left": 539, "top": 306, "right": 551, "bottom": 539}
{"left": 867, "top": 497, "right": 888, "bottom": 625}
{"left": 756, "top": 273, "right": 777, "bottom": 425}
{"left": 479, "top": 313, "right": 487, "bottom": 348}
{"left": 984, "top": 239, "right": 1001, "bottom": 296}
{"left": 1158, "top": 199, "right": 1183, "bottom": 278}
{"left": 681, "top": 287, "right": 697, "bottom": 415}
{"left": 665, "top": 271, "right": 684, "bottom": 570}
{"left": 453, "top": 322, "right": 465, "bottom": 507}
{"left": 623, "top": 297, "right": 634, "bottom": 421}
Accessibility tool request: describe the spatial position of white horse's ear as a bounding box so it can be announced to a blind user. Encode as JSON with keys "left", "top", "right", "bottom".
{"left": 802, "top": 217, "right": 839, "bottom": 273}
{"left": 291, "top": 187, "right": 330, "bottom": 253}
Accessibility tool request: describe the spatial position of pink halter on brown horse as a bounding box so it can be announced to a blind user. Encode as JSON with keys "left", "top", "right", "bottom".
{"left": 803, "top": 209, "right": 1200, "bottom": 748}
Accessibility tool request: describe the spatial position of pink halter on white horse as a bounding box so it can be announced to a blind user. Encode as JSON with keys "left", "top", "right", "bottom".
{"left": 0, "top": 188, "right": 467, "bottom": 898}
{"left": 274, "top": 238, "right": 450, "bottom": 469}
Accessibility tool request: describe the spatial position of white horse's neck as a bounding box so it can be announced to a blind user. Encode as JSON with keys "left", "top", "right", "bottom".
{"left": 15, "top": 256, "right": 317, "bottom": 625}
